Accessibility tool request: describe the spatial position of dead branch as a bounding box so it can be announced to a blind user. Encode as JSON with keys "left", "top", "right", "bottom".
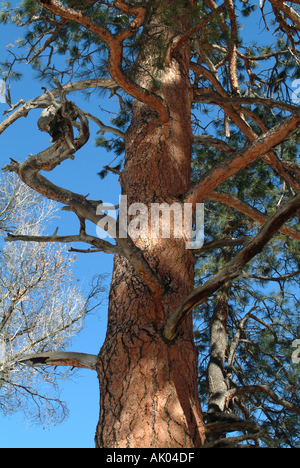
{"left": 85, "top": 111, "right": 125, "bottom": 139}
{"left": 18, "top": 352, "right": 98, "bottom": 371}
{"left": 225, "top": 0, "right": 240, "bottom": 95}
{"left": 0, "top": 78, "right": 116, "bottom": 135}
{"left": 5, "top": 231, "right": 120, "bottom": 255}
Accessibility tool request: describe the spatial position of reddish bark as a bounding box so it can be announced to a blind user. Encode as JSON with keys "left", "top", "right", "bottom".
{"left": 95, "top": 34, "right": 206, "bottom": 447}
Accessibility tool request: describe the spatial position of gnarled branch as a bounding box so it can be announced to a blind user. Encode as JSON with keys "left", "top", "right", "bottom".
{"left": 1, "top": 78, "right": 115, "bottom": 135}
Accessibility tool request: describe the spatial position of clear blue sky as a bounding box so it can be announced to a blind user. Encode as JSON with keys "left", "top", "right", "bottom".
{"left": 0, "top": 9, "right": 121, "bottom": 448}
{"left": 0, "top": 1, "right": 276, "bottom": 448}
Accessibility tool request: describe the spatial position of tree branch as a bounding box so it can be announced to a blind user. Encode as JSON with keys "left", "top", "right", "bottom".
{"left": 225, "top": 385, "right": 300, "bottom": 416}
{"left": 184, "top": 108, "right": 300, "bottom": 205}
{"left": 192, "top": 68, "right": 300, "bottom": 194}
{"left": 269, "top": 0, "right": 300, "bottom": 29}
{"left": 193, "top": 236, "right": 252, "bottom": 255}
{"left": 163, "top": 190, "right": 300, "bottom": 341}
{"left": 244, "top": 270, "right": 300, "bottom": 282}
{"left": 225, "top": 0, "right": 239, "bottom": 95}
{"left": 18, "top": 352, "right": 98, "bottom": 371}
{"left": 4, "top": 231, "right": 120, "bottom": 255}
{"left": 38, "top": 0, "right": 169, "bottom": 124}
{"left": 202, "top": 431, "right": 267, "bottom": 448}
{"left": 206, "top": 190, "right": 300, "bottom": 242}
{"left": 193, "top": 134, "right": 234, "bottom": 154}
{"left": 0, "top": 78, "right": 116, "bottom": 135}
{"left": 85, "top": 111, "right": 125, "bottom": 139}
{"left": 26, "top": 18, "right": 68, "bottom": 65}
{"left": 193, "top": 86, "right": 299, "bottom": 113}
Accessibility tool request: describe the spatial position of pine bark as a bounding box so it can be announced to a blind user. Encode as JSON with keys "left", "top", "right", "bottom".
{"left": 95, "top": 22, "right": 206, "bottom": 448}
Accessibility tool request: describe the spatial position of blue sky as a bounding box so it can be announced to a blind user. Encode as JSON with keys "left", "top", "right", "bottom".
{"left": 0, "top": 9, "right": 121, "bottom": 448}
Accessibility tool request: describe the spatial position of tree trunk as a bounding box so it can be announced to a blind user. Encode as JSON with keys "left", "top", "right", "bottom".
{"left": 205, "top": 290, "right": 229, "bottom": 444}
{"left": 207, "top": 290, "right": 229, "bottom": 415}
{"left": 95, "top": 27, "right": 206, "bottom": 448}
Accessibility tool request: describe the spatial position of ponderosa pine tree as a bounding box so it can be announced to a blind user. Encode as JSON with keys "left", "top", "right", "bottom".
{"left": 1, "top": 0, "right": 300, "bottom": 447}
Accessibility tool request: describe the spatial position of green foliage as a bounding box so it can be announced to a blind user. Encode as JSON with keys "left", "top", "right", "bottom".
{"left": 192, "top": 133, "right": 300, "bottom": 446}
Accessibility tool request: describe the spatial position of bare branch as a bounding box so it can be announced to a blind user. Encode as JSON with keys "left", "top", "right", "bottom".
{"left": 18, "top": 352, "right": 98, "bottom": 371}
{"left": 85, "top": 111, "right": 125, "bottom": 139}
{"left": 4, "top": 231, "right": 120, "bottom": 255}
{"left": 2, "top": 170, "right": 164, "bottom": 302}
{"left": 0, "top": 78, "right": 116, "bottom": 135}
{"left": 193, "top": 236, "right": 252, "bottom": 255}
{"left": 225, "top": 0, "right": 240, "bottom": 95}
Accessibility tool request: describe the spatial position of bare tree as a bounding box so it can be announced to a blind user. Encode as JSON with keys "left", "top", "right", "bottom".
{"left": 0, "top": 172, "right": 105, "bottom": 425}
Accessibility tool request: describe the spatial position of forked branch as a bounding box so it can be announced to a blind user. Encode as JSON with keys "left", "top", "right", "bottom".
{"left": 38, "top": 0, "right": 169, "bottom": 124}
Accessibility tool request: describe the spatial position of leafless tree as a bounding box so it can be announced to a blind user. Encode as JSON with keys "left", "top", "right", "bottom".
{"left": 0, "top": 172, "right": 105, "bottom": 425}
